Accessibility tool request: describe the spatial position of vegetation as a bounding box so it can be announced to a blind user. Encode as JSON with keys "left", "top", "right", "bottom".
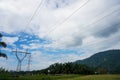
{"left": 75, "top": 50, "right": 120, "bottom": 74}
{"left": 0, "top": 67, "right": 9, "bottom": 78}
{"left": 0, "top": 74, "right": 120, "bottom": 80}
{"left": 45, "top": 62, "right": 93, "bottom": 74}
{"left": 36, "top": 49, "right": 120, "bottom": 75}
{"left": 10, "top": 62, "right": 93, "bottom": 75}
{"left": 0, "top": 33, "right": 7, "bottom": 59}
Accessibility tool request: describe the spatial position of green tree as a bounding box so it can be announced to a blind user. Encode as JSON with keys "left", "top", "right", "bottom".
{"left": 0, "top": 33, "right": 7, "bottom": 59}
{"left": 45, "top": 62, "right": 93, "bottom": 74}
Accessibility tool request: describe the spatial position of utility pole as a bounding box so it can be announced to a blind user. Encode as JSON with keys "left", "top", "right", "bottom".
{"left": 12, "top": 48, "right": 30, "bottom": 72}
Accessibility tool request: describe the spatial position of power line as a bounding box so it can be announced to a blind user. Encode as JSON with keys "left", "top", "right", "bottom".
{"left": 50, "top": 6, "right": 120, "bottom": 43}
{"left": 17, "top": 0, "right": 89, "bottom": 40}
{"left": 28, "top": 0, "right": 119, "bottom": 41}
{"left": 71, "top": 7, "right": 120, "bottom": 36}
{"left": 33, "top": 1, "right": 120, "bottom": 52}
{"left": 77, "top": 22, "right": 120, "bottom": 48}
{"left": 81, "top": 31, "right": 120, "bottom": 49}
{"left": 18, "top": 0, "right": 44, "bottom": 40}
{"left": 74, "top": 20, "right": 120, "bottom": 48}
{"left": 44, "top": 0, "right": 90, "bottom": 38}
{"left": 26, "top": 0, "right": 44, "bottom": 27}
{"left": 71, "top": 7, "right": 120, "bottom": 39}
{"left": 29, "top": 0, "right": 120, "bottom": 48}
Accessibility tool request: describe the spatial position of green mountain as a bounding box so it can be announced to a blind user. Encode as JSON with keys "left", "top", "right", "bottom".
{"left": 75, "top": 49, "right": 120, "bottom": 73}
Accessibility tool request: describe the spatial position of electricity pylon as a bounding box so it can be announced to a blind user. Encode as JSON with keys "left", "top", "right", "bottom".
{"left": 12, "top": 48, "right": 30, "bottom": 72}
{"left": 27, "top": 54, "right": 31, "bottom": 71}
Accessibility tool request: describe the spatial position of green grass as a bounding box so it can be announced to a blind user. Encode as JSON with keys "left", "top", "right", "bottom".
{"left": 69, "top": 75, "right": 120, "bottom": 80}
{"left": 0, "top": 74, "right": 120, "bottom": 80}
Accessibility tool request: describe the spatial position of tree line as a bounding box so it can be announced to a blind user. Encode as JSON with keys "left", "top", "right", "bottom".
{"left": 30, "top": 62, "right": 94, "bottom": 75}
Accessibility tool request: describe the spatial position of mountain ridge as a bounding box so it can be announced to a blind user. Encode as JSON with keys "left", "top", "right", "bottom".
{"left": 75, "top": 49, "right": 120, "bottom": 73}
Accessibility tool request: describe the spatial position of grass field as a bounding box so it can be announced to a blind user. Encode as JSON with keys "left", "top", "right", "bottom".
{"left": 0, "top": 74, "right": 120, "bottom": 80}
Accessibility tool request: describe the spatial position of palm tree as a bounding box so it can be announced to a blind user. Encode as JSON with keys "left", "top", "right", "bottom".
{"left": 0, "top": 33, "right": 7, "bottom": 59}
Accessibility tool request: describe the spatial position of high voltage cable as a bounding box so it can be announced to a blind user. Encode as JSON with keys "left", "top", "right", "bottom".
{"left": 18, "top": 0, "right": 44, "bottom": 40}
{"left": 49, "top": 7, "right": 120, "bottom": 48}
{"left": 26, "top": 0, "right": 44, "bottom": 27}
{"left": 11, "top": 0, "right": 120, "bottom": 51}
{"left": 52, "top": 23, "right": 120, "bottom": 49}
{"left": 74, "top": 21, "right": 120, "bottom": 49}
{"left": 71, "top": 7, "right": 120, "bottom": 36}
{"left": 51, "top": 23, "right": 120, "bottom": 50}
{"left": 20, "top": 0, "right": 89, "bottom": 39}
{"left": 81, "top": 31, "right": 120, "bottom": 49}
{"left": 39, "top": 1, "right": 120, "bottom": 50}
{"left": 71, "top": 6, "right": 120, "bottom": 37}
{"left": 84, "top": 23, "right": 120, "bottom": 46}
{"left": 44, "top": 0, "right": 90, "bottom": 38}
{"left": 70, "top": 7, "right": 120, "bottom": 38}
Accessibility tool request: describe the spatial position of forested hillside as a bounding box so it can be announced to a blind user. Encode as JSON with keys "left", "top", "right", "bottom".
{"left": 75, "top": 50, "right": 120, "bottom": 73}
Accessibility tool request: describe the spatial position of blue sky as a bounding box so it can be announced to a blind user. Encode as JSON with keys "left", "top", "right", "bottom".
{"left": 0, "top": 0, "right": 120, "bottom": 71}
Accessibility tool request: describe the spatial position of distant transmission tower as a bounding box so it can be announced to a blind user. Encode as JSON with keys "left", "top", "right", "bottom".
{"left": 27, "top": 54, "right": 32, "bottom": 71}
{"left": 12, "top": 49, "right": 30, "bottom": 72}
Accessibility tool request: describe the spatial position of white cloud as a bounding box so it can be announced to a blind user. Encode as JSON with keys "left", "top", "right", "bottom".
{"left": 2, "top": 37, "right": 18, "bottom": 45}
{"left": 21, "top": 43, "right": 42, "bottom": 50}
{"left": 0, "top": 0, "right": 120, "bottom": 70}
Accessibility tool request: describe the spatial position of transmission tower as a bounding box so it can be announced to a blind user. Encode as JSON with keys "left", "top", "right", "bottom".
{"left": 12, "top": 49, "right": 30, "bottom": 72}
{"left": 27, "top": 54, "right": 31, "bottom": 71}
